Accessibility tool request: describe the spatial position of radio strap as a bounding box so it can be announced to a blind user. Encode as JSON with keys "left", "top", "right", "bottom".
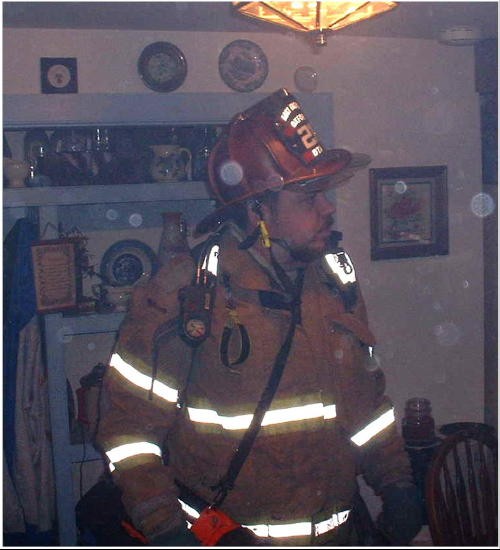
{"left": 210, "top": 265, "right": 304, "bottom": 508}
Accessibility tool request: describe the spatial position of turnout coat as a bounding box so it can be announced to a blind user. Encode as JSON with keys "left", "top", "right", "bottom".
{"left": 95, "top": 225, "right": 412, "bottom": 546}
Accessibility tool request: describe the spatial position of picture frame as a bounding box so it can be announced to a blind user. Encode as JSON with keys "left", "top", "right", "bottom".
{"left": 31, "top": 239, "right": 78, "bottom": 313}
{"left": 40, "top": 57, "right": 78, "bottom": 94}
{"left": 369, "top": 165, "right": 449, "bottom": 260}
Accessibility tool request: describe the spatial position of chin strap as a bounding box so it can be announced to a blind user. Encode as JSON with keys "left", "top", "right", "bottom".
{"left": 238, "top": 225, "right": 261, "bottom": 250}
{"left": 238, "top": 219, "right": 272, "bottom": 250}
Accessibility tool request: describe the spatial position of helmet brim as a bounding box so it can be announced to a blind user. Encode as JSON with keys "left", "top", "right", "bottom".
{"left": 194, "top": 150, "right": 371, "bottom": 236}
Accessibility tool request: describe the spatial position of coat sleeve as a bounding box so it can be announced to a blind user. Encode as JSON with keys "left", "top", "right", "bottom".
{"left": 330, "top": 283, "right": 414, "bottom": 496}
{"left": 95, "top": 255, "right": 195, "bottom": 540}
{"left": 350, "top": 289, "right": 414, "bottom": 495}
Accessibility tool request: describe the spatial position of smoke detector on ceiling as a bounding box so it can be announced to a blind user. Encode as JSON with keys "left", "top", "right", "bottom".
{"left": 438, "top": 26, "right": 483, "bottom": 46}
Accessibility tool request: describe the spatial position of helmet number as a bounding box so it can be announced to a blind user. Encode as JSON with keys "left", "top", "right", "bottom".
{"left": 297, "top": 123, "right": 319, "bottom": 150}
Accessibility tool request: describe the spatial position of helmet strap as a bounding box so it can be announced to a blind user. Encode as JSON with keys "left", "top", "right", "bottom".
{"left": 258, "top": 220, "right": 271, "bottom": 248}
{"left": 237, "top": 225, "right": 260, "bottom": 250}
{"left": 238, "top": 200, "right": 272, "bottom": 250}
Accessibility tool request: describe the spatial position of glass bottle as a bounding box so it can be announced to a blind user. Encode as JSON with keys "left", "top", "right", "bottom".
{"left": 193, "top": 126, "right": 213, "bottom": 181}
{"left": 402, "top": 397, "right": 435, "bottom": 443}
{"left": 28, "top": 145, "right": 52, "bottom": 187}
{"left": 157, "top": 211, "right": 190, "bottom": 266}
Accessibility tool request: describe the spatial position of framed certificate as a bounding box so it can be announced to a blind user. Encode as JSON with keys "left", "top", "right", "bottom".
{"left": 31, "top": 239, "right": 78, "bottom": 313}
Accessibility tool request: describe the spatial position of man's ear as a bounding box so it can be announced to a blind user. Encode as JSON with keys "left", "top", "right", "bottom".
{"left": 247, "top": 199, "right": 271, "bottom": 225}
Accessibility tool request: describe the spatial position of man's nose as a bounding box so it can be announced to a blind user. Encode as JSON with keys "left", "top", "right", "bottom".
{"left": 317, "top": 192, "right": 336, "bottom": 215}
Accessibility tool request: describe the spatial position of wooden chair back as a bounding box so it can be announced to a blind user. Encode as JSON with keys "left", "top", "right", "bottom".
{"left": 425, "top": 425, "right": 497, "bottom": 546}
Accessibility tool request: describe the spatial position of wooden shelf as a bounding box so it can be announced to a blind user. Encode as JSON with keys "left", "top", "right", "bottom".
{"left": 3, "top": 181, "right": 210, "bottom": 208}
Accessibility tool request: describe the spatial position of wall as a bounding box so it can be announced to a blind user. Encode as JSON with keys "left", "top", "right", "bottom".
{"left": 3, "top": 27, "right": 485, "bottom": 431}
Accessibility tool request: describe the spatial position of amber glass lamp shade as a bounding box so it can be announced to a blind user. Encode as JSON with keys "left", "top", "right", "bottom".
{"left": 233, "top": 1, "right": 398, "bottom": 45}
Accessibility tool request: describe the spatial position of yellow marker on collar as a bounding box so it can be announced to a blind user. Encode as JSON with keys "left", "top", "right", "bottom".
{"left": 258, "top": 220, "right": 271, "bottom": 248}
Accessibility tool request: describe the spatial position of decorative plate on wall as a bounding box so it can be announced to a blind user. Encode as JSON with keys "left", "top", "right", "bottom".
{"left": 100, "top": 239, "right": 158, "bottom": 286}
{"left": 40, "top": 57, "right": 78, "bottom": 94}
{"left": 218, "top": 39, "right": 268, "bottom": 92}
{"left": 138, "top": 41, "right": 188, "bottom": 93}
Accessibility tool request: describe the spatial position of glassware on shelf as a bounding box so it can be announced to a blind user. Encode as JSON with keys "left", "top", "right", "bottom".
{"left": 93, "top": 128, "right": 111, "bottom": 152}
{"left": 27, "top": 144, "right": 52, "bottom": 187}
{"left": 4, "top": 158, "right": 29, "bottom": 188}
{"left": 402, "top": 397, "right": 436, "bottom": 444}
{"left": 157, "top": 211, "right": 190, "bottom": 266}
{"left": 193, "top": 126, "right": 214, "bottom": 181}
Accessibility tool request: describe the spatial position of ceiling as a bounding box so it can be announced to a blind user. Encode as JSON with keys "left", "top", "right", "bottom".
{"left": 2, "top": 1, "right": 498, "bottom": 42}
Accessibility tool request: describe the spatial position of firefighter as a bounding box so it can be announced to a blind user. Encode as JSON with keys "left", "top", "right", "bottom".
{"left": 95, "top": 88, "right": 422, "bottom": 546}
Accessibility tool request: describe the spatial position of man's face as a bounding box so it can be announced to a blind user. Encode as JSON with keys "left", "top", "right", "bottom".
{"left": 265, "top": 187, "right": 335, "bottom": 265}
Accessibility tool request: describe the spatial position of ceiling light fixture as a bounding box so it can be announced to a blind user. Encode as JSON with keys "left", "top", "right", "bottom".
{"left": 233, "top": 1, "right": 398, "bottom": 46}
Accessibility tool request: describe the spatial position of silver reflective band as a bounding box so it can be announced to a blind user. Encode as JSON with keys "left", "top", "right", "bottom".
{"left": 350, "top": 408, "right": 395, "bottom": 446}
{"left": 324, "top": 252, "right": 356, "bottom": 284}
{"left": 178, "top": 499, "right": 350, "bottom": 539}
{"left": 110, "top": 352, "right": 336, "bottom": 430}
{"left": 314, "top": 510, "right": 350, "bottom": 536}
{"left": 178, "top": 499, "right": 200, "bottom": 520}
{"left": 246, "top": 509, "right": 351, "bottom": 538}
{"left": 187, "top": 403, "right": 336, "bottom": 430}
{"left": 106, "top": 441, "right": 162, "bottom": 472}
{"left": 110, "top": 352, "right": 178, "bottom": 403}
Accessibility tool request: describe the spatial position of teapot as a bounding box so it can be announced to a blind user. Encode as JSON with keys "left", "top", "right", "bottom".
{"left": 150, "top": 144, "right": 192, "bottom": 182}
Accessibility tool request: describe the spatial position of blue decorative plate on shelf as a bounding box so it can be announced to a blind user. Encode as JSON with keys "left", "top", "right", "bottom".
{"left": 100, "top": 239, "right": 158, "bottom": 287}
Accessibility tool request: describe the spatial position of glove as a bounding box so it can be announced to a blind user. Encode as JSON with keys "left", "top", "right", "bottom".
{"left": 376, "top": 483, "right": 423, "bottom": 545}
{"left": 217, "top": 526, "right": 267, "bottom": 546}
{"left": 149, "top": 525, "right": 200, "bottom": 546}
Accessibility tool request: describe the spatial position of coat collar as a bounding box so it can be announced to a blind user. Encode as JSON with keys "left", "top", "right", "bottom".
{"left": 216, "top": 223, "right": 283, "bottom": 292}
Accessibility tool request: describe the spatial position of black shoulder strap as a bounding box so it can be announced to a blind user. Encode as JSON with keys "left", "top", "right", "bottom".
{"left": 210, "top": 267, "right": 304, "bottom": 507}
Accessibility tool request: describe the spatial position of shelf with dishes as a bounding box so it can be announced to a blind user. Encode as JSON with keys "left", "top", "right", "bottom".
{"left": 3, "top": 124, "right": 222, "bottom": 190}
{"left": 3, "top": 180, "right": 211, "bottom": 207}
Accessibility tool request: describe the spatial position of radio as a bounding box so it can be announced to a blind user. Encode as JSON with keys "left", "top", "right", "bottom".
{"left": 178, "top": 281, "right": 215, "bottom": 346}
{"left": 178, "top": 241, "right": 219, "bottom": 347}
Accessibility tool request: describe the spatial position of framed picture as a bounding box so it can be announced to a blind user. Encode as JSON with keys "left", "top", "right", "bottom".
{"left": 369, "top": 165, "right": 449, "bottom": 260}
{"left": 40, "top": 57, "right": 78, "bottom": 94}
{"left": 31, "top": 239, "right": 78, "bottom": 313}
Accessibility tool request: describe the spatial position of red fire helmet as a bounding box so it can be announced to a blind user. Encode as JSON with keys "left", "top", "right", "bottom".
{"left": 195, "top": 88, "right": 370, "bottom": 235}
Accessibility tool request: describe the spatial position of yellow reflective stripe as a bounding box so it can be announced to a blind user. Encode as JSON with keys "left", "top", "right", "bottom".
{"left": 110, "top": 352, "right": 178, "bottom": 403}
{"left": 350, "top": 408, "right": 395, "bottom": 446}
{"left": 314, "top": 510, "right": 350, "bottom": 536}
{"left": 187, "top": 407, "right": 253, "bottom": 430}
{"left": 245, "top": 509, "right": 351, "bottom": 538}
{"left": 177, "top": 498, "right": 350, "bottom": 539}
{"left": 268, "top": 522, "right": 311, "bottom": 537}
{"left": 187, "top": 403, "right": 336, "bottom": 430}
{"left": 262, "top": 403, "right": 336, "bottom": 425}
{"left": 106, "top": 442, "right": 162, "bottom": 472}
